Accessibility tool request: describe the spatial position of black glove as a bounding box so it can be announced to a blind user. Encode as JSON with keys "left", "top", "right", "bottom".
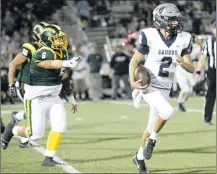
{"left": 8, "top": 84, "right": 17, "bottom": 97}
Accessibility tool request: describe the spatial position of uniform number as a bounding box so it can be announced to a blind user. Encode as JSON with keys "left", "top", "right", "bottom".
{"left": 42, "top": 52, "right": 47, "bottom": 59}
{"left": 158, "top": 57, "right": 172, "bottom": 77}
{"left": 22, "top": 48, "right": 28, "bottom": 56}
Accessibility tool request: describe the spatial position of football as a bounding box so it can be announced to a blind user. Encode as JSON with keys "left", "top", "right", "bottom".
{"left": 134, "top": 65, "right": 151, "bottom": 87}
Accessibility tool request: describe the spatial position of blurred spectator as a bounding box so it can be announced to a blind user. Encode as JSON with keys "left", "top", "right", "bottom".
{"left": 72, "top": 54, "right": 88, "bottom": 100}
{"left": 1, "top": 68, "right": 14, "bottom": 104}
{"left": 211, "top": 9, "right": 216, "bottom": 22}
{"left": 76, "top": 0, "right": 90, "bottom": 28}
{"left": 111, "top": 23, "right": 128, "bottom": 38}
{"left": 189, "top": 4, "right": 202, "bottom": 34}
{"left": 127, "top": 17, "right": 139, "bottom": 32}
{"left": 87, "top": 44, "right": 103, "bottom": 100}
{"left": 95, "top": 0, "right": 110, "bottom": 15}
{"left": 78, "top": 40, "right": 93, "bottom": 99}
{"left": 3, "top": 10, "right": 15, "bottom": 37}
{"left": 110, "top": 45, "right": 132, "bottom": 100}
{"left": 181, "top": 12, "right": 193, "bottom": 32}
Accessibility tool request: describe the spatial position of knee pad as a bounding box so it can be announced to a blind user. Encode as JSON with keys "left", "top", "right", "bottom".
{"left": 159, "top": 105, "right": 174, "bottom": 120}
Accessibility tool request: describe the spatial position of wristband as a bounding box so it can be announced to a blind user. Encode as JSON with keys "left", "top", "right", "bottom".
{"left": 196, "top": 71, "right": 201, "bottom": 75}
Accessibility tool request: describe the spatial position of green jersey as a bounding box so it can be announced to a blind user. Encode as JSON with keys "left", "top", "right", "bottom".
{"left": 17, "top": 42, "right": 40, "bottom": 84}
{"left": 29, "top": 46, "right": 68, "bottom": 86}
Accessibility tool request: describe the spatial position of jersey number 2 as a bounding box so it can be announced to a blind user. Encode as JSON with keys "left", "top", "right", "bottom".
{"left": 158, "top": 57, "right": 172, "bottom": 77}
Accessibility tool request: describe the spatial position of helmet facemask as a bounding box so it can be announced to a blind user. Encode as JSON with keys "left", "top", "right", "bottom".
{"left": 49, "top": 31, "right": 68, "bottom": 50}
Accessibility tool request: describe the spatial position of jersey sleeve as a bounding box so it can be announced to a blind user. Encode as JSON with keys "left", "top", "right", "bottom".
{"left": 34, "top": 47, "right": 56, "bottom": 65}
{"left": 20, "top": 43, "right": 36, "bottom": 58}
{"left": 181, "top": 33, "right": 192, "bottom": 56}
{"left": 137, "top": 30, "right": 149, "bottom": 55}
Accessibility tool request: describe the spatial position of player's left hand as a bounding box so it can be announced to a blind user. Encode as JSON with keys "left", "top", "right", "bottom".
{"left": 176, "top": 56, "right": 184, "bottom": 66}
{"left": 71, "top": 104, "right": 78, "bottom": 113}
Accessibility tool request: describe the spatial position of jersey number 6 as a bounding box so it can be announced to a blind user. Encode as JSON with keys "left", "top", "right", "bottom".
{"left": 158, "top": 57, "right": 172, "bottom": 77}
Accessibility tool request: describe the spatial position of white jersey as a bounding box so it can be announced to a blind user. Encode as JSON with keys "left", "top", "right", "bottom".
{"left": 138, "top": 28, "right": 191, "bottom": 89}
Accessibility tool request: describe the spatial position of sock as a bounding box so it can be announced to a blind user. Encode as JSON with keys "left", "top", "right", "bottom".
{"left": 178, "top": 92, "right": 184, "bottom": 104}
{"left": 15, "top": 111, "right": 26, "bottom": 121}
{"left": 137, "top": 147, "right": 144, "bottom": 160}
{"left": 45, "top": 130, "right": 62, "bottom": 157}
{"left": 149, "top": 130, "right": 158, "bottom": 140}
{"left": 12, "top": 125, "right": 20, "bottom": 136}
{"left": 2, "top": 123, "right": 15, "bottom": 142}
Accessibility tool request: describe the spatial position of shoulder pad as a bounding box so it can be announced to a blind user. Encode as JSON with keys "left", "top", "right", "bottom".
{"left": 139, "top": 28, "right": 156, "bottom": 46}
{"left": 22, "top": 43, "right": 37, "bottom": 56}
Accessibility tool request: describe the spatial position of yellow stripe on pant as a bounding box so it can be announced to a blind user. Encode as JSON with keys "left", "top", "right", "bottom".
{"left": 26, "top": 99, "right": 32, "bottom": 137}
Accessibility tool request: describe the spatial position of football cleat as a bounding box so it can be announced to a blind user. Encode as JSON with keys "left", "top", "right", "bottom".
{"left": 42, "top": 156, "right": 65, "bottom": 166}
{"left": 178, "top": 103, "right": 186, "bottom": 112}
{"left": 143, "top": 138, "right": 156, "bottom": 160}
{"left": 132, "top": 153, "right": 149, "bottom": 174}
{"left": 19, "top": 139, "right": 38, "bottom": 148}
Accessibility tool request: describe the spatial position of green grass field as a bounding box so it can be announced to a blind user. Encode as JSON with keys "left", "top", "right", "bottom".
{"left": 1, "top": 97, "right": 216, "bottom": 173}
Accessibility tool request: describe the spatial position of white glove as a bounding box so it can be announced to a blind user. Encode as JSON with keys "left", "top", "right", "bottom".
{"left": 63, "top": 56, "right": 81, "bottom": 69}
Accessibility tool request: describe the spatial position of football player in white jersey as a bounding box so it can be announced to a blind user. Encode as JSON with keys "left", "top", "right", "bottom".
{"left": 176, "top": 36, "right": 201, "bottom": 111}
{"left": 129, "top": 3, "right": 194, "bottom": 173}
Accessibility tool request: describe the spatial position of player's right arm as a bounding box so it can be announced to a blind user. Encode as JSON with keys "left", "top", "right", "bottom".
{"left": 8, "top": 43, "right": 34, "bottom": 86}
{"left": 37, "top": 57, "right": 81, "bottom": 69}
{"left": 9, "top": 53, "right": 27, "bottom": 86}
{"left": 34, "top": 48, "right": 81, "bottom": 69}
{"left": 129, "top": 31, "right": 149, "bottom": 89}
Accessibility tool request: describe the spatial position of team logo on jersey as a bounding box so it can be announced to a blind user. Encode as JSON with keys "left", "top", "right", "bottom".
{"left": 158, "top": 50, "right": 178, "bottom": 55}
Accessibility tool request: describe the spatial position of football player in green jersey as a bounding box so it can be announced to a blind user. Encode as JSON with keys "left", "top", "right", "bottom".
{"left": 3, "top": 25, "right": 81, "bottom": 166}
{"left": 2, "top": 22, "right": 49, "bottom": 148}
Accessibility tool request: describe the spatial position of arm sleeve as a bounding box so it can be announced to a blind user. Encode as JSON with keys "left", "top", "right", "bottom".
{"left": 181, "top": 35, "right": 192, "bottom": 56}
{"left": 137, "top": 31, "right": 149, "bottom": 55}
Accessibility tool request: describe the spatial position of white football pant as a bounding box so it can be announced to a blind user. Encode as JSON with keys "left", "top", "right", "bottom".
{"left": 24, "top": 95, "right": 67, "bottom": 141}
{"left": 132, "top": 87, "right": 174, "bottom": 133}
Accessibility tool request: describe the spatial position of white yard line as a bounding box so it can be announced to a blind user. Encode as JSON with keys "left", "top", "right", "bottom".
{"left": 108, "top": 100, "right": 216, "bottom": 115}
{"left": 15, "top": 136, "right": 80, "bottom": 173}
